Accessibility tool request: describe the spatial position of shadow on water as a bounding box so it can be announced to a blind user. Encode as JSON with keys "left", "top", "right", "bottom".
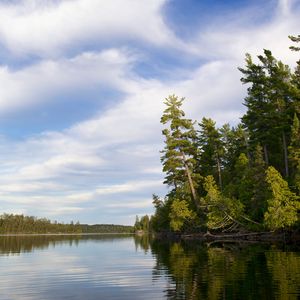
{"left": 134, "top": 235, "right": 300, "bottom": 300}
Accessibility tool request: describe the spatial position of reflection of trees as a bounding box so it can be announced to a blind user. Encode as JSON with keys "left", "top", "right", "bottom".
{"left": 150, "top": 239, "right": 207, "bottom": 299}
{"left": 266, "top": 251, "right": 300, "bottom": 300}
{"left": 0, "top": 234, "right": 133, "bottom": 255}
{"left": 134, "top": 234, "right": 151, "bottom": 253}
{"left": 147, "top": 239, "right": 300, "bottom": 300}
{"left": 0, "top": 235, "right": 81, "bottom": 255}
{"left": 202, "top": 246, "right": 274, "bottom": 300}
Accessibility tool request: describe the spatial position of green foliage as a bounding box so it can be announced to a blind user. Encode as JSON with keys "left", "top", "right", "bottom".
{"left": 151, "top": 194, "right": 171, "bottom": 232}
{"left": 224, "top": 153, "right": 251, "bottom": 205}
{"left": 197, "top": 118, "right": 224, "bottom": 189}
{"left": 240, "top": 50, "right": 295, "bottom": 177}
{"left": 160, "top": 95, "right": 198, "bottom": 188}
{"left": 202, "top": 176, "right": 244, "bottom": 231}
{"left": 160, "top": 95, "right": 200, "bottom": 211}
{"left": 169, "top": 199, "right": 196, "bottom": 231}
{"left": 264, "top": 166, "right": 299, "bottom": 230}
{"left": 81, "top": 224, "right": 134, "bottom": 233}
{"left": 134, "top": 215, "right": 150, "bottom": 232}
{"left": 289, "top": 113, "right": 300, "bottom": 191}
{"left": 247, "top": 144, "right": 269, "bottom": 221}
{"left": 289, "top": 35, "right": 300, "bottom": 52}
{"left": 220, "top": 124, "right": 249, "bottom": 186}
{"left": 151, "top": 35, "right": 300, "bottom": 233}
{"left": 0, "top": 214, "right": 82, "bottom": 234}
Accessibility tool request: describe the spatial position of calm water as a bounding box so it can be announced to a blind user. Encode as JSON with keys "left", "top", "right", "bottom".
{"left": 0, "top": 235, "right": 299, "bottom": 300}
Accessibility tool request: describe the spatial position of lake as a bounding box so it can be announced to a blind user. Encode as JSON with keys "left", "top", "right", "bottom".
{"left": 0, "top": 234, "right": 299, "bottom": 299}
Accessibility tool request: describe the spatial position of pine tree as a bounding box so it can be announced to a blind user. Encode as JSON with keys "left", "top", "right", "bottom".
{"left": 289, "top": 35, "right": 300, "bottom": 52}
{"left": 201, "top": 175, "right": 244, "bottom": 231}
{"left": 169, "top": 199, "right": 196, "bottom": 231}
{"left": 134, "top": 216, "right": 141, "bottom": 231}
{"left": 225, "top": 153, "right": 252, "bottom": 206}
{"left": 248, "top": 144, "right": 269, "bottom": 221}
{"left": 151, "top": 194, "right": 170, "bottom": 232}
{"left": 264, "top": 166, "right": 299, "bottom": 230}
{"left": 219, "top": 123, "right": 249, "bottom": 188}
{"left": 239, "top": 53, "right": 271, "bottom": 164}
{"left": 288, "top": 113, "right": 300, "bottom": 192}
{"left": 161, "top": 95, "right": 200, "bottom": 209}
{"left": 289, "top": 35, "right": 300, "bottom": 120}
{"left": 197, "top": 118, "right": 224, "bottom": 190}
{"left": 239, "top": 51, "right": 294, "bottom": 177}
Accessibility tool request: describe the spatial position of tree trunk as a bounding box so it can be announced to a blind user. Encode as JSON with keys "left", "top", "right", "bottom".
{"left": 282, "top": 131, "right": 289, "bottom": 177}
{"left": 216, "top": 155, "right": 223, "bottom": 191}
{"left": 181, "top": 152, "right": 199, "bottom": 209}
{"left": 263, "top": 144, "right": 269, "bottom": 165}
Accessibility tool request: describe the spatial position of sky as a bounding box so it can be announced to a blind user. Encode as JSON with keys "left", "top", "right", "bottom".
{"left": 0, "top": 0, "right": 299, "bottom": 225}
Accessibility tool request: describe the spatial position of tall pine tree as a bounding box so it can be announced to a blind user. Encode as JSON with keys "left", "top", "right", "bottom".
{"left": 160, "top": 95, "right": 200, "bottom": 209}
{"left": 289, "top": 114, "right": 300, "bottom": 192}
{"left": 197, "top": 118, "right": 224, "bottom": 190}
{"left": 239, "top": 50, "right": 294, "bottom": 177}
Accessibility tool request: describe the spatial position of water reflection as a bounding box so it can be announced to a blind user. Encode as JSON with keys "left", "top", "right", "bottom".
{"left": 0, "top": 234, "right": 132, "bottom": 255}
{"left": 136, "top": 236, "right": 300, "bottom": 300}
{"left": 0, "top": 234, "right": 299, "bottom": 299}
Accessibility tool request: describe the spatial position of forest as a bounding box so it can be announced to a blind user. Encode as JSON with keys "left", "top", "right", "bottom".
{"left": 0, "top": 214, "right": 134, "bottom": 234}
{"left": 80, "top": 224, "right": 134, "bottom": 233}
{"left": 0, "top": 214, "right": 82, "bottom": 234}
{"left": 135, "top": 35, "right": 300, "bottom": 234}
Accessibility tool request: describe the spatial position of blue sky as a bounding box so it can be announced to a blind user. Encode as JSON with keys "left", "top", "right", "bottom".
{"left": 0, "top": 0, "right": 299, "bottom": 225}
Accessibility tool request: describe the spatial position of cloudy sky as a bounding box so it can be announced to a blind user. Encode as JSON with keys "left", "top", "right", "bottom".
{"left": 0, "top": 0, "right": 299, "bottom": 225}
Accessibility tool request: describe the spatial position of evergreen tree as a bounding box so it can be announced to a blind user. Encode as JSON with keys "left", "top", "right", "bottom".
{"left": 289, "top": 35, "right": 300, "bottom": 52}
{"left": 288, "top": 113, "right": 300, "bottom": 191}
{"left": 197, "top": 118, "right": 224, "bottom": 190}
{"left": 289, "top": 35, "right": 300, "bottom": 115}
{"left": 134, "top": 216, "right": 141, "bottom": 231}
{"left": 239, "top": 53, "right": 271, "bottom": 164}
{"left": 239, "top": 50, "right": 294, "bottom": 177}
{"left": 264, "top": 166, "right": 299, "bottom": 230}
{"left": 140, "top": 215, "right": 150, "bottom": 232}
{"left": 220, "top": 123, "right": 249, "bottom": 187}
{"left": 160, "top": 95, "right": 200, "bottom": 209}
{"left": 169, "top": 199, "right": 196, "bottom": 231}
{"left": 151, "top": 194, "right": 171, "bottom": 232}
{"left": 225, "top": 153, "right": 252, "bottom": 206}
{"left": 201, "top": 175, "right": 244, "bottom": 231}
{"left": 248, "top": 144, "right": 268, "bottom": 221}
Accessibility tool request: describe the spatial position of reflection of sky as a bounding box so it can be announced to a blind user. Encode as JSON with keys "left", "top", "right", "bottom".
{"left": 0, "top": 236, "right": 170, "bottom": 300}
{"left": 0, "top": 0, "right": 299, "bottom": 224}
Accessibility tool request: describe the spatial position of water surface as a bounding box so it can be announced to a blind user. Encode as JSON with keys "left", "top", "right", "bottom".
{"left": 0, "top": 235, "right": 299, "bottom": 299}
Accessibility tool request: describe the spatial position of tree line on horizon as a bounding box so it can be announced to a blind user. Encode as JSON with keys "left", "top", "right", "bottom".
{"left": 0, "top": 213, "right": 82, "bottom": 234}
{"left": 136, "top": 35, "right": 300, "bottom": 233}
{"left": 80, "top": 224, "right": 134, "bottom": 233}
{"left": 0, "top": 213, "right": 134, "bottom": 234}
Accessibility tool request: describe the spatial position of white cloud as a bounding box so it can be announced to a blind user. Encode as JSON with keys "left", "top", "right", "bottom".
{"left": 0, "top": 49, "right": 136, "bottom": 114}
{"left": 105, "top": 200, "right": 152, "bottom": 209}
{"left": 0, "top": 0, "right": 181, "bottom": 57}
{"left": 192, "top": 0, "right": 300, "bottom": 66}
{"left": 95, "top": 180, "right": 163, "bottom": 195}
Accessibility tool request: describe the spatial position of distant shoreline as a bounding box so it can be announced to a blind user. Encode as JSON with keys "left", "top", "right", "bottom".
{"left": 0, "top": 232, "right": 134, "bottom": 237}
